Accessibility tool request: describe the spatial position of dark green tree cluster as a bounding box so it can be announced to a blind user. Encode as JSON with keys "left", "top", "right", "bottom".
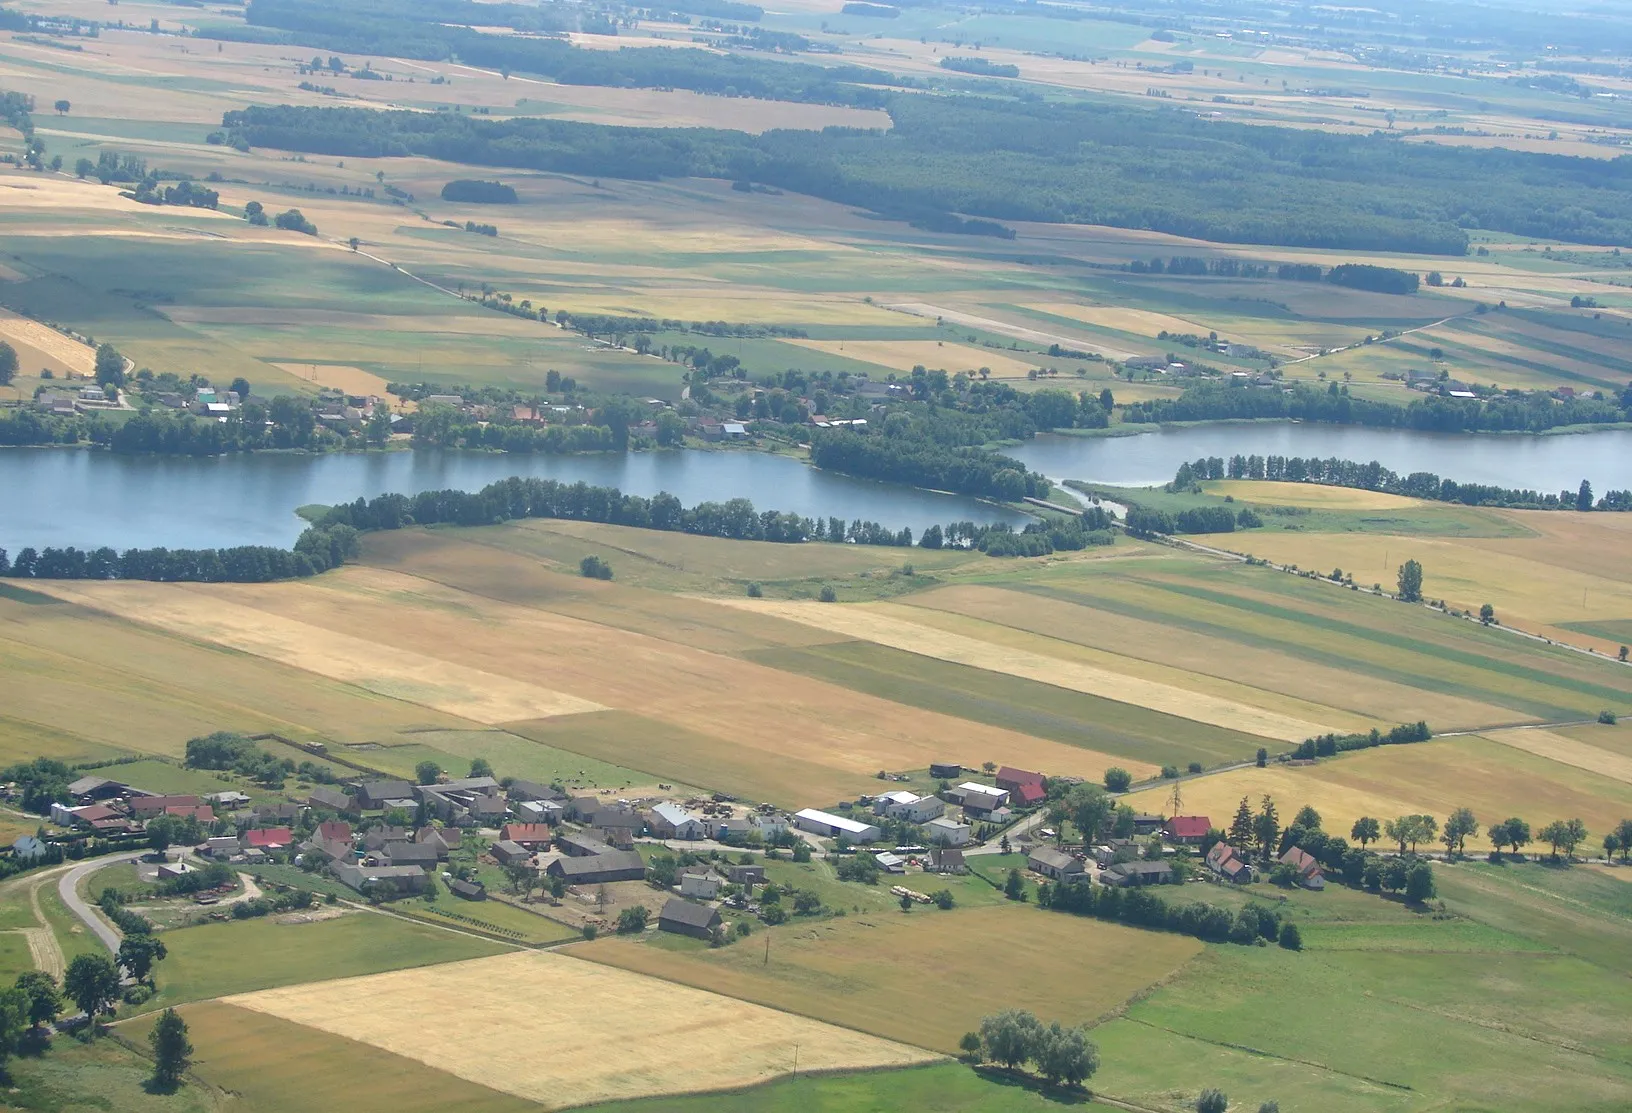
{"left": 184, "top": 731, "right": 295, "bottom": 786}
{"left": 440, "top": 178, "right": 517, "bottom": 203}
{"left": 1291, "top": 721, "right": 1432, "bottom": 760}
{"left": 964, "top": 1009, "right": 1098, "bottom": 1088}
{"left": 809, "top": 430, "right": 1048, "bottom": 502}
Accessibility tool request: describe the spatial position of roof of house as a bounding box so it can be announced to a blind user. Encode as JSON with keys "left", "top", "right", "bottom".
{"left": 1280, "top": 846, "right": 1322, "bottom": 873}
{"left": 932, "top": 847, "right": 965, "bottom": 867}
{"left": 362, "top": 825, "right": 411, "bottom": 849}
{"left": 307, "top": 787, "right": 352, "bottom": 809}
{"left": 418, "top": 825, "right": 460, "bottom": 847}
{"left": 355, "top": 779, "right": 414, "bottom": 801}
{"left": 491, "top": 840, "right": 530, "bottom": 859}
{"left": 1165, "top": 816, "right": 1213, "bottom": 839}
{"left": 382, "top": 841, "right": 438, "bottom": 864}
{"left": 557, "top": 833, "right": 614, "bottom": 855}
{"left": 69, "top": 804, "right": 120, "bottom": 823}
{"left": 876, "top": 791, "right": 920, "bottom": 806}
{"left": 131, "top": 795, "right": 200, "bottom": 813}
{"left": 437, "top": 776, "right": 501, "bottom": 794}
{"left": 165, "top": 804, "right": 215, "bottom": 822}
{"left": 1028, "top": 847, "right": 1080, "bottom": 872}
{"left": 1011, "top": 782, "right": 1046, "bottom": 806}
{"left": 592, "top": 809, "right": 644, "bottom": 830}
{"left": 500, "top": 824, "right": 553, "bottom": 844}
{"left": 1109, "top": 860, "right": 1173, "bottom": 877}
{"left": 245, "top": 827, "right": 294, "bottom": 848}
{"left": 996, "top": 766, "right": 1044, "bottom": 786}
{"left": 1206, "top": 842, "right": 1237, "bottom": 866}
{"left": 507, "top": 779, "right": 561, "bottom": 801}
{"left": 926, "top": 816, "right": 969, "bottom": 831}
{"left": 660, "top": 898, "right": 721, "bottom": 930}
{"left": 956, "top": 782, "right": 1007, "bottom": 799}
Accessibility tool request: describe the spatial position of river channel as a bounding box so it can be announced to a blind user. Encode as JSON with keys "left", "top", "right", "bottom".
{"left": 2, "top": 423, "right": 1629, "bottom": 552}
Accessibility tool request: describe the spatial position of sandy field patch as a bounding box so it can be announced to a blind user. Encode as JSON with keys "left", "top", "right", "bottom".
{"left": 25, "top": 581, "right": 603, "bottom": 725}
{"left": 1206, "top": 480, "right": 1432, "bottom": 511}
{"left": 1123, "top": 735, "right": 1632, "bottom": 854}
{"left": 783, "top": 338, "right": 1043, "bottom": 378}
{"left": 0, "top": 308, "right": 97, "bottom": 377}
{"left": 223, "top": 951, "right": 935, "bottom": 1107}
{"left": 883, "top": 303, "right": 1144, "bottom": 361}
{"left": 1479, "top": 727, "right": 1632, "bottom": 787}
{"left": 1031, "top": 302, "right": 1210, "bottom": 340}
{"left": 705, "top": 596, "right": 1334, "bottom": 741}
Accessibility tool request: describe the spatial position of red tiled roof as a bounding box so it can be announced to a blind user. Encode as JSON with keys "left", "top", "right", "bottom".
{"left": 1012, "top": 782, "right": 1046, "bottom": 805}
{"left": 995, "top": 766, "right": 1044, "bottom": 787}
{"left": 317, "top": 821, "right": 352, "bottom": 842}
{"left": 1280, "top": 846, "right": 1322, "bottom": 874}
{"left": 1165, "top": 816, "right": 1213, "bottom": 839}
{"left": 245, "top": 827, "right": 293, "bottom": 848}
{"left": 72, "top": 804, "right": 120, "bottom": 823}
{"left": 500, "top": 824, "right": 553, "bottom": 845}
{"left": 165, "top": 805, "right": 215, "bottom": 822}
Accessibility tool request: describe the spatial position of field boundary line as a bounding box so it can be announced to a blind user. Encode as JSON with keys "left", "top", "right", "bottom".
{"left": 1121, "top": 1017, "right": 1416, "bottom": 1092}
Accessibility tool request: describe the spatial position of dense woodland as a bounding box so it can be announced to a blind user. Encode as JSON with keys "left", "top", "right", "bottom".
{"left": 222, "top": 89, "right": 1632, "bottom": 253}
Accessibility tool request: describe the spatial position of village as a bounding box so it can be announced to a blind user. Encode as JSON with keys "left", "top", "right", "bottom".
{"left": 21, "top": 754, "right": 1337, "bottom": 951}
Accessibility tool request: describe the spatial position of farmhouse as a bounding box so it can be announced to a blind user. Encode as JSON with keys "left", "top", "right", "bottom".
{"left": 725, "top": 864, "right": 765, "bottom": 886}
{"left": 353, "top": 780, "right": 416, "bottom": 811}
{"left": 205, "top": 791, "right": 251, "bottom": 809}
{"left": 361, "top": 826, "right": 411, "bottom": 852}
{"left": 333, "top": 863, "right": 427, "bottom": 895}
{"left": 130, "top": 794, "right": 201, "bottom": 818}
{"left": 1164, "top": 816, "right": 1213, "bottom": 846}
{"left": 546, "top": 850, "right": 647, "bottom": 885}
{"left": 873, "top": 851, "right": 907, "bottom": 874}
{"left": 794, "top": 808, "right": 882, "bottom": 843}
{"left": 1104, "top": 861, "right": 1174, "bottom": 887}
{"left": 928, "top": 847, "right": 967, "bottom": 874}
{"left": 659, "top": 898, "right": 722, "bottom": 939}
{"left": 507, "top": 779, "right": 564, "bottom": 803}
{"left": 204, "top": 836, "right": 240, "bottom": 859}
{"left": 1279, "top": 846, "right": 1326, "bottom": 889}
{"left": 874, "top": 791, "right": 945, "bottom": 824}
{"left": 959, "top": 793, "right": 1007, "bottom": 820}
{"left": 243, "top": 827, "right": 294, "bottom": 851}
{"left": 490, "top": 840, "right": 533, "bottom": 867}
{"left": 953, "top": 783, "right": 1008, "bottom": 806}
{"left": 648, "top": 802, "right": 707, "bottom": 840}
{"left": 1027, "top": 846, "right": 1086, "bottom": 883}
{"left": 416, "top": 826, "right": 459, "bottom": 857}
{"left": 254, "top": 802, "right": 300, "bottom": 824}
{"left": 995, "top": 767, "right": 1044, "bottom": 795}
{"left": 516, "top": 799, "right": 565, "bottom": 823}
{"left": 11, "top": 835, "right": 46, "bottom": 863}
{"left": 1206, "top": 842, "right": 1253, "bottom": 884}
{"left": 377, "top": 841, "right": 439, "bottom": 868}
{"left": 1131, "top": 814, "right": 1166, "bottom": 836}
{"left": 924, "top": 817, "right": 971, "bottom": 847}
{"left": 499, "top": 824, "right": 555, "bottom": 849}
{"left": 680, "top": 869, "right": 724, "bottom": 899}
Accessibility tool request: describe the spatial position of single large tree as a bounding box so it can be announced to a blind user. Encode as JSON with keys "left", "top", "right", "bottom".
{"left": 1229, "top": 797, "right": 1255, "bottom": 848}
{"left": 53, "top": 99, "right": 70, "bottom": 115}
{"left": 63, "top": 953, "right": 120, "bottom": 1022}
{"left": 14, "top": 971, "right": 60, "bottom": 1029}
{"left": 1350, "top": 816, "right": 1380, "bottom": 848}
{"left": 1615, "top": 819, "right": 1632, "bottom": 863}
{"left": 1034, "top": 1022, "right": 1098, "bottom": 1088}
{"left": 1397, "top": 559, "right": 1424, "bottom": 603}
{"left": 1577, "top": 479, "right": 1594, "bottom": 512}
{"left": 0, "top": 340, "right": 17, "bottom": 387}
{"left": 1490, "top": 817, "right": 1531, "bottom": 856}
{"left": 1197, "top": 1088, "right": 1229, "bottom": 1113}
{"left": 1443, "top": 808, "right": 1479, "bottom": 856}
{"left": 148, "top": 1008, "right": 193, "bottom": 1090}
{"left": 1252, "top": 797, "right": 1280, "bottom": 860}
{"left": 118, "top": 932, "right": 167, "bottom": 983}
{"left": 93, "top": 343, "right": 125, "bottom": 390}
{"left": 1068, "top": 783, "right": 1114, "bottom": 840}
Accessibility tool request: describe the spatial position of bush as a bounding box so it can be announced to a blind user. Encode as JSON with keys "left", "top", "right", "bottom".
{"left": 1278, "top": 922, "right": 1302, "bottom": 951}
{"left": 122, "top": 984, "right": 153, "bottom": 1005}
{"left": 1160, "top": 765, "right": 1180, "bottom": 779}
{"left": 1600, "top": 710, "right": 1618, "bottom": 725}
{"left": 616, "top": 905, "right": 649, "bottom": 934}
{"left": 1103, "top": 767, "right": 1132, "bottom": 792}
{"left": 579, "top": 555, "right": 613, "bottom": 580}
{"left": 818, "top": 584, "right": 838, "bottom": 602}
{"left": 745, "top": 581, "right": 762, "bottom": 598}
{"left": 760, "top": 903, "right": 788, "bottom": 925}
{"left": 1197, "top": 1089, "right": 1229, "bottom": 1113}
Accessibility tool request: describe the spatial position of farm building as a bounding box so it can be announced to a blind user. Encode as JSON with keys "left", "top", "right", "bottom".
{"left": 873, "top": 852, "right": 907, "bottom": 874}
{"left": 953, "top": 783, "right": 1008, "bottom": 806}
{"left": 927, "top": 847, "right": 967, "bottom": 874}
{"left": 50, "top": 803, "right": 119, "bottom": 828}
{"left": 352, "top": 780, "right": 416, "bottom": 811}
{"left": 333, "top": 863, "right": 427, "bottom": 895}
{"left": 794, "top": 808, "right": 882, "bottom": 843}
{"left": 375, "top": 841, "right": 438, "bottom": 868}
{"left": 204, "top": 836, "right": 240, "bottom": 859}
{"left": 157, "top": 861, "right": 196, "bottom": 882}
{"left": 725, "top": 864, "right": 765, "bottom": 886}
{"left": 507, "top": 779, "right": 565, "bottom": 803}
{"left": 130, "top": 795, "right": 202, "bottom": 818}
{"left": 557, "top": 832, "right": 615, "bottom": 858}
{"left": 516, "top": 800, "right": 565, "bottom": 823}
{"left": 306, "top": 786, "right": 353, "bottom": 812}
{"left": 416, "top": 827, "right": 459, "bottom": 857}
{"left": 361, "top": 825, "right": 411, "bottom": 852}
{"left": 648, "top": 803, "right": 707, "bottom": 840}
{"left": 1163, "top": 816, "right": 1213, "bottom": 846}
{"left": 546, "top": 850, "right": 647, "bottom": 885}
{"left": 205, "top": 791, "right": 251, "bottom": 809}
{"left": 960, "top": 793, "right": 1008, "bottom": 819}
{"left": 680, "top": 870, "right": 724, "bottom": 899}
{"left": 1131, "top": 814, "right": 1166, "bottom": 836}
{"left": 11, "top": 835, "right": 46, "bottom": 862}
{"left": 659, "top": 898, "right": 722, "bottom": 939}
{"left": 1279, "top": 846, "right": 1326, "bottom": 889}
{"left": 925, "top": 817, "right": 971, "bottom": 847}
{"left": 928, "top": 762, "right": 962, "bottom": 780}
{"left": 490, "top": 840, "right": 532, "bottom": 867}
{"left": 448, "top": 878, "right": 486, "bottom": 901}
{"left": 254, "top": 802, "right": 300, "bottom": 823}
{"left": 1027, "top": 847, "right": 1086, "bottom": 883}
{"left": 1104, "top": 861, "right": 1174, "bottom": 887}
{"left": 66, "top": 775, "right": 129, "bottom": 801}
{"left": 995, "top": 767, "right": 1044, "bottom": 795}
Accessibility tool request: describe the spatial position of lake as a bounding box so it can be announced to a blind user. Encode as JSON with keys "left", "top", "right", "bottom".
{"left": 1008, "top": 424, "right": 1632, "bottom": 492}
{"left": 3, "top": 424, "right": 1630, "bottom": 553}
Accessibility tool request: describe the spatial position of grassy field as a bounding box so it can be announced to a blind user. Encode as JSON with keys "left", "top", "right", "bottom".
{"left": 137, "top": 909, "right": 507, "bottom": 1012}
{"left": 577, "top": 903, "right": 1202, "bottom": 1053}
{"left": 1, "top": 1028, "right": 229, "bottom": 1113}
{"left": 222, "top": 951, "right": 936, "bottom": 1108}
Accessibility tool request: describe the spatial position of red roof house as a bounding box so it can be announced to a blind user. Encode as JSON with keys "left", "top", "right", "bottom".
{"left": 317, "top": 820, "right": 352, "bottom": 843}
{"left": 995, "top": 766, "right": 1045, "bottom": 794}
{"left": 164, "top": 804, "right": 215, "bottom": 822}
{"left": 244, "top": 827, "right": 293, "bottom": 850}
{"left": 131, "top": 795, "right": 201, "bottom": 817}
{"left": 499, "top": 823, "right": 554, "bottom": 848}
{"left": 1010, "top": 781, "right": 1046, "bottom": 806}
{"left": 1164, "top": 816, "right": 1213, "bottom": 844}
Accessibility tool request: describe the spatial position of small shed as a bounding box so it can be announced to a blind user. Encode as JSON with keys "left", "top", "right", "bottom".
{"left": 490, "top": 840, "right": 532, "bottom": 867}
{"left": 659, "top": 898, "right": 722, "bottom": 940}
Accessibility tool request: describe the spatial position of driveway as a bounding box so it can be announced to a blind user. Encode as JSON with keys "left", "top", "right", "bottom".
{"left": 57, "top": 851, "right": 146, "bottom": 954}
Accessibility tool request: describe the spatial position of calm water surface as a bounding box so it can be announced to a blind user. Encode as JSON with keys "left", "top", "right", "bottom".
{"left": 3, "top": 424, "right": 1629, "bottom": 552}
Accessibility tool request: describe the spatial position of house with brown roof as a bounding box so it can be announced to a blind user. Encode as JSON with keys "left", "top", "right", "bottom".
{"left": 130, "top": 795, "right": 201, "bottom": 818}
{"left": 995, "top": 766, "right": 1044, "bottom": 795}
{"left": 1279, "top": 846, "right": 1325, "bottom": 889}
{"left": 1164, "top": 816, "right": 1213, "bottom": 846}
{"left": 928, "top": 847, "right": 967, "bottom": 874}
{"left": 500, "top": 823, "right": 555, "bottom": 849}
{"left": 243, "top": 827, "right": 294, "bottom": 851}
{"left": 1206, "top": 842, "right": 1253, "bottom": 884}
{"left": 658, "top": 898, "right": 721, "bottom": 939}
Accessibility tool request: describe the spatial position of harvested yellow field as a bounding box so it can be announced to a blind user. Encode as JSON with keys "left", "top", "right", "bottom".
{"left": 1479, "top": 727, "right": 1632, "bottom": 787}
{"left": 1206, "top": 481, "right": 1431, "bottom": 511}
{"left": 1189, "top": 519, "right": 1632, "bottom": 649}
{"left": 26, "top": 581, "right": 603, "bottom": 725}
{"left": 0, "top": 309, "right": 97, "bottom": 377}
{"left": 706, "top": 596, "right": 1336, "bottom": 741}
{"left": 271, "top": 362, "right": 398, "bottom": 399}
{"left": 1031, "top": 302, "right": 1208, "bottom": 338}
{"left": 1123, "top": 736, "right": 1632, "bottom": 853}
{"left": 223, "top": 951, "right": 936, "bottom": 1107}
{"left": 783, "top": 338, "right": 1043, "bottom": 378}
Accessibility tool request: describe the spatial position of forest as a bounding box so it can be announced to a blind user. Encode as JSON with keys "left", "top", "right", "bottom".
{"left": 220, "top": 94, "right": 1632, "bottom": 252}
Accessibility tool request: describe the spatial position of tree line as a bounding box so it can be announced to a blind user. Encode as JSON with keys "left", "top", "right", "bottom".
{"left": 1122, "top": 379, "right": 1632, "bottom": 435}
{"left": 217, "top": 91, "right": 1632, "bottom": 254}
{"left": 1177, "top": 454, "right": 1631, "bottom": 511}
{"left": 808, "top": 429, "right": 1049, "bottom": 502}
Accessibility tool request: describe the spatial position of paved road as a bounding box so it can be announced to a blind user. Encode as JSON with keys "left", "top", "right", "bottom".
{"left": 57, "top": 851, "right": 145, "bottom": 954}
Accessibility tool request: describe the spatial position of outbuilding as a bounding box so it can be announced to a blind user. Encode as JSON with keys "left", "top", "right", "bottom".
{"left": 793, "top": 808, "right": 882, "bottom": 843}
{"left": 659, "top": 898, "right": 722, "bottom": 939}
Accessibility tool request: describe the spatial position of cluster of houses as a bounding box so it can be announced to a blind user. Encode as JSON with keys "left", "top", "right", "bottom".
{"left": 34, "top": 385, "right": 124, "bottom": 416}
{"left": 793, "top": 764, "right": 1050, "bottom": 856}
{"left": 45, "top": 774, "right": 251, "bottom": 837}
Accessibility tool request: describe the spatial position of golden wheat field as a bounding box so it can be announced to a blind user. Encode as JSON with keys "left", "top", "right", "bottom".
{"left": 223, "top": 951, "right": 936, "bottom": 1107}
